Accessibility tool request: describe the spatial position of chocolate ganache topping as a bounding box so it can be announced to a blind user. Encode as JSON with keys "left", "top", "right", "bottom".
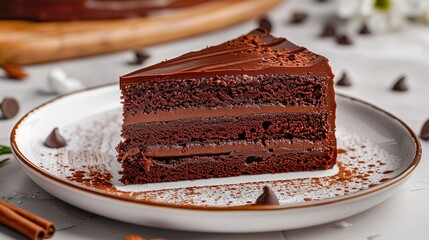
{"left": 120, "top": 28, "right": 334, "bottom": 87}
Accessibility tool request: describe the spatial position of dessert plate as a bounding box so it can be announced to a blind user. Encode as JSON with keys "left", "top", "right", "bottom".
{"left": 11, "top": 85, "right": 421, "bottom": 233}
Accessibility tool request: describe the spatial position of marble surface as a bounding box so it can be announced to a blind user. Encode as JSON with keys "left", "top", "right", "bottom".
{"left": 1, "top": 0, "right": 428, "bottom": 239}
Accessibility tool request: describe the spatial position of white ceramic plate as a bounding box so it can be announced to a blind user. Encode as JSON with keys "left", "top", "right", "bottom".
{"left": 11, "top": 85, "right": 421, "bottom": 233}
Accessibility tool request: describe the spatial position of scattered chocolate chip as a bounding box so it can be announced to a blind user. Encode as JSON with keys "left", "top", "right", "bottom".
{"left": 420, "top": 119, "right": 429, "bottom": 140}
{"left": 258, "top": 17, "right": 272, "bottom": 32}
{"left": 336, "top": 34, "right": 353, "bottom": 45}
{"left": 1, "top": 65, "right": 28, "bottom": 80}
{"left": 44, "top": 127, "right": 67, "bottom": 148}
{"left": 391, "top": 75, "right": 408, "bottom": 91}
{"left": 254, "top": 186, "right": 279, "bottom": 205}
{"left": 290, "top": 12, "right": 308, "bottom": 24}
{"left": 358, "top": 23, "right": 372, "bottom": 35}
{"left": 288, "top": 54, "right": 296, "bottom": 60}
{"left": 320, "top": 22, "right": 336, "bottom": 37}
{"left": 407, "top": 16, "right": 420, "bottom": 22}
{"left": 128, "top": 49, "right": 150, "bottom": 65}
{"left": 0, "top": 97, "right": 19, "bottom": 119}
{"left": 336, "top": 72, "right": 352, "bottom": 87}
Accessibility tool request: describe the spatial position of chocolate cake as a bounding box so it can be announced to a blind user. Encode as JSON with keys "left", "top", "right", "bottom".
{"left": 117, "top": 28, "right": 337, "bottom": 184}
{"left": 0, "top": 0, "right": 215, "bottom": 21}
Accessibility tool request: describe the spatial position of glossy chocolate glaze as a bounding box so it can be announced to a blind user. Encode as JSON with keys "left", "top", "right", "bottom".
{"left": 121, "top": 28, "right": 334, "bottom": 86}
{"left": 0, "top": 0, "right": 215, "bottom": 21}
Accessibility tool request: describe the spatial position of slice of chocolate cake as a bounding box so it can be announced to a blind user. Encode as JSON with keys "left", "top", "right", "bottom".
{"left": 117, "top": 28, "right": 337, "bottom": 184}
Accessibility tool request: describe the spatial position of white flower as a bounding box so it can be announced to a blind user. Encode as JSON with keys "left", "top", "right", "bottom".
{"left": 337, "top": 0, "right": 373, "bottom": 19}
{"left": 368, "top": 0, "right": 406, "bottom": 31}
{"left": 423, "top": 3, "right": 429, "bottom": 23}
{"left": 337, "top": 0, "right": 429, "bottom": 31}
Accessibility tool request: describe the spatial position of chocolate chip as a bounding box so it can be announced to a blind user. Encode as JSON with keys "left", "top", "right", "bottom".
{"left": 0, "top": 98, "right": 19, "bottom": 119}
{"left": 336, "top": 72, "right": 352, "bottom": 86}
{"left": 391, "top": 75, "right": 408, "bottom": 91}
{"left": 336, "top": 34, "right": 353, "bottom": 45}
{"left": 420, "top": 119, "right": 429, "bottom": 140}
{"left": 290, "top": 12, "right": 308, "bottom": 24}
{"left": 44, "top": 127, "right": 67, "bottom": 148}
{"left": 288, "top": 54, "right": 296, "bottom": 60}
{"left": 407, "top": 16, "right": 420, "bottom": 22}
{"left": 1, "top": 65, "right": 28, "bottom": 80}
{"left": 320, "top": 22, "right": 336, "bottom": 37}
{"left": 254, "top": 186, "right": 279, "bottom": 205}
{"left": 358, "top": 23, "right": 372, "bottom": 35}
{"left": 258, "top": 17, "right": 272, "bottom": 32}
{"left": 128, "top": 49, "right": 150, "bottom": 65}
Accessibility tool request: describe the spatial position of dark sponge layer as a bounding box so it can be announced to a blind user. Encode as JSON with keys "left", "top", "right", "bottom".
{"left": 122, "top": 112, "right": 328, "bottom": 146}
{"left": 121, "top": 74, "right": 327, "bottom": 116}
{"left": 118, "top": 148, "right": 334, "bottom": 184}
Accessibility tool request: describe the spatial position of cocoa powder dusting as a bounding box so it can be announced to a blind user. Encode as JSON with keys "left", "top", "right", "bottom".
{"left": 338, "top": 149, "right": 347, "bottom": 154}
{"left": 66, "top": 167, "right": 114, "bottom": 191}
{"left": 37, "top": 110, "right": 401, "bottom": 207}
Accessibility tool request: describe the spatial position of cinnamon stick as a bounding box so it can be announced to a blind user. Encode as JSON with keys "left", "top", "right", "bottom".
{"left": 0, "top": 65, "right": 28, "bottom": 80}
{"left": 0, "top": 200, "right": 55, "bottom": 239}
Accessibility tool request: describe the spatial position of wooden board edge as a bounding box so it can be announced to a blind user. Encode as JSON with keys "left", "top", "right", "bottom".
{"left": 0, "top": 0, "right": 281, "bottom": 65}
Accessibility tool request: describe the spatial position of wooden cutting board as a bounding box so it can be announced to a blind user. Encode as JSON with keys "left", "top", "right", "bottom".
{"left": 0, "top": 0, "right": 281, "bottom": 65}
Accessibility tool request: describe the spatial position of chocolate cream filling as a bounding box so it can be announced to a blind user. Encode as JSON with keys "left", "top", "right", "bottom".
{"left": 141, "top": 139, "right": 330, "bottom": 158}
{"left": 123, "top": 104, "right": 327, "bottom": 125}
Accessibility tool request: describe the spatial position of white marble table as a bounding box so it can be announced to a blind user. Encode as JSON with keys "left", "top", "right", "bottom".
{"left": 1, "top": 0, "right": 429, "bottom": 239}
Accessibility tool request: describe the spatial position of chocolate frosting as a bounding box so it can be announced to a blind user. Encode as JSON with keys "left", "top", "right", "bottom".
{"left": 120, "top": 28, "right": 334, "bottom": 87}
{"left": 0, "top": 0, "right": 215, "bottom": 21}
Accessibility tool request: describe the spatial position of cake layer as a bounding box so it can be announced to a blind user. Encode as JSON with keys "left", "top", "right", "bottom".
{"left": 122, "top": 112, "right": 329, "bottom": 146}
{"left": 122, "top": 74, "right": 328, "bottom": 116}
{"left": 118, "top": 147, "right": 335, "bottom": 184}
